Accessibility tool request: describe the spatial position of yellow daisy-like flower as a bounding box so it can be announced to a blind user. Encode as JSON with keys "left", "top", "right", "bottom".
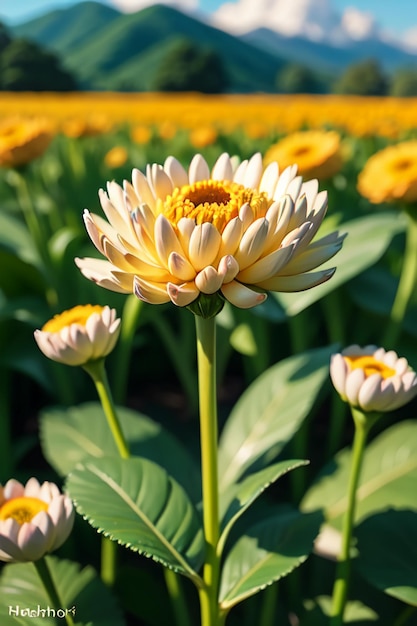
{"left": 330, "top": 345, "right": 417, "bottom": 413}
{"left": 357, "top": 140, "right": 417, "bottom": 204}
{"left": 0, "top": 477, "right": 74, "bottom": 563}
{"left": 264, "top": 130, "right": 343, "bottom": 181}
{"left": 34, "top": 304, "right": 121, "bottom": 366}
{"left": 104, "top": 146, "right": 128, "bottom": 169}
{"left": 75, "top": 152, "right": 344, "bottom": 312}
{"left": 0, "top": 116, "right": 53, "bottom": 168}
{"left": 189, "top": 126, "right": 218, "bottom": 149}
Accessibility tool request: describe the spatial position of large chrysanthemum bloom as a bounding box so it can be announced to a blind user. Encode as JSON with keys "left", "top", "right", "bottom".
{"left": 264, "top": 131, "right": 343, "bottom": 181}
{"left": 0, "top": 116, "right": 54, "bottom": 168}
{"left": 330, "top": 345, "right": 417, "bottom": 413}
{"left": 357, "top": 140, "right": 417, "bottom": 205}
{"left": 0, "top": 477, "right": 74, "bottom": 563}
{"left": 34, "top": 304, "right": 121, "bottom": 366}
{"left": 75, "top": 152, "right": 344, "bottom": 314}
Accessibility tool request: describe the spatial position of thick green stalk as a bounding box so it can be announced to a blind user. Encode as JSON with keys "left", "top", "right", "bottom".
{"left": 112, "top": 294, "right": 144, "bottom": 404}
{"left": 34, "top": 557, "right": 75, "bottom": 626}
{"left": 384, "top": 211, "right": 417, "bottom": 348}
{"left": 83, "top": 358, "right": 130, "bottom": 459}
{"left": 195, "top": 315, "right": 221, "bottom": 626}
{"left": 330, "top": 407, "right": 377, "bottom": 625}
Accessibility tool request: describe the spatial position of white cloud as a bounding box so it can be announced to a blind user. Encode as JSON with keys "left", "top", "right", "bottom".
{"left": 109, "top": 0, "right": 198, "bottom": 13}
{"left": 402, "top": 25, "right": 417, "bottom": 51}
{"left": 211, "top": 0, "right": 389, "bottom": 45}
{"left": 340, "top": 7, "right": 379, "bottom": 41}
{"left": 211, "top": 0, "right": 341, "bottom": 39}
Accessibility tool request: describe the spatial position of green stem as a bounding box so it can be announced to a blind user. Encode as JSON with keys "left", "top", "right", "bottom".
{"left": 393, "top": 605, "right": 417, "bottom": 626}
{"left": 258, "top": 584, "right": 278, "bottom": 626}
{"left": 195, "top": 315, "right": 221, "bottom": 626}
{"left": 0, "top": 367, "right": 12, "bottom": 479}
{"left": 113, "top": 294, "right": 144, "bottom": 404}
{"left": 330, "top": 407, "right": 377, "bottom": 626}
{"left": 100, "top": 536, "right": 118, "bottom": 587}
{"left": 34, "top": 557, "right": 75, "bottom": 626}
{"left": 164, "top": 568, "right": 193, "bottom": 626}
{"left": 383, "top": 211, "right": 417, "bottom": 348}
{"left": 83, "top": 358, "right": 130, "bottom": 459}
{"left": 152, "top": 312, "right": 199, "bottom": 413}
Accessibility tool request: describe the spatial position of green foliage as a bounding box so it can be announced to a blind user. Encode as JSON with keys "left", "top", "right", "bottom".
{"left": 218, "top": 345, "right": 334, "bottom": 488}
{"left": 301, "top": 420, "right": 417, "bottom": 530}
{"left": 0, "top": 556, "right": 125, "bottom": 625}
{"left": 219, "top": 509, "right": 323, "bottom": 610}
{"left": 151, "top": 38, "right": 229, "bottom": 93}
{"left": 276, "top": 62, "right": 324, "bottom": 94}
{"left": 66, "top": 456, "right": 205, "bottom": 580}
{"left": 333, "top": 58, "right": 388, "bottom": 95}
{"left": 40, "top": 402, "right": 201, "bottom": 502}
{"left": 389, "top": 67, "right": 417, "bottom": 97}
{"left": 0, "top": 38, "right": 77, "bottom": 91}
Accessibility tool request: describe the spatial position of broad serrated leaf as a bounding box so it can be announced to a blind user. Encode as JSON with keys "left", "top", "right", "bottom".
{"left": 66, "top": 456, "right": 205, "bottom": 581}
{"left": 355, "top": 509, "right": 417, "bottom": 606}
{"left": 40, "top": 402, "right": 200, "bottom": 502}
{"left": 219, "top": 460, "right": 308, "bottom": 551}
{"left": 218, "top": 345, "right": 334, "bottom": 489}
{"left": 0, "top": 556, "right": 125, "bottom": 626}
{"left": 219, "top": 508, "right": 323, "bottom": 610}
{"left": 275, "top": 212, "right": 406, "bottom": 317}
{"left": 301, "top": 420, "right": 417, "bottom": 531}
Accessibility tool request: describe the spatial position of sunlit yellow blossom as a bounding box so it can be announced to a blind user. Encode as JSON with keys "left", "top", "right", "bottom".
{"left": 104, "top": 146, "right": 128, "bottom": 169}
{"left": 0, "top": 117, "right": 53, "bottom": 168}
{"left": 330, "top": 345, "right": 417, "bottom": 412}
{"left": 264, "top": 130, "right": 343, "bottom": 181}
{"left": 190, "top": 126, "right": 218, "bottom": 149}
{"left": 76, "top": 152, "right": 344, "bottom": 312}
{"left": 34, "top": 304, "right": 121, "bottom": 366}
{"left": 0, "top": 477, "right": 74, "bottom": 563}
{"left": 357, "top": 140, "right": 417, "bottom": 204}
{"left": 61, "top": 115, "right": 112, "bottom": 138}
{"left": 131, "top": 124, "right": 152, "bottom": 144}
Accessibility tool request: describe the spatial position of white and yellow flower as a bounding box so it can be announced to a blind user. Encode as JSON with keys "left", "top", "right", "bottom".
{"left": 330, "top": 345, "right": 417, "bottom": 412}
{"left": 34, "top": 304, "right": 120, "bottom": 366}
{"left": 0, "top": 477, "right": 74, "bottom": 563}
{"left": 76, "top": 152, "right": 344, "bottom": 310}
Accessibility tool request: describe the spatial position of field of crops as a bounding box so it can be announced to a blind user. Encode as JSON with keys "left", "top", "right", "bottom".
{"left": 1, "top": 92, "right": 417, "bottom": 626}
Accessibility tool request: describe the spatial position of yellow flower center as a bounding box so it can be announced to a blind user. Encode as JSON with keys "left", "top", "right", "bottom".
{"left": 391, "top": 157, "right": 413, "bottom": 172}
{"left": 161, "top": 180, "right": 271, "bottom": 233}
{"left": 344, "top": 355, "right": 396, "bottom": 379}
{"left": 42, "top": 304, "right": 104, "bottom": 333}
{"left": 0, "top": 497, "right": 48, "bottom": 524}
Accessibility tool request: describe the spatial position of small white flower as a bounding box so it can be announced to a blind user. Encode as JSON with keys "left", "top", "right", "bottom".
{"left": 0, "top": 477, "right": 74, "bottom": 563}
{"left": 34, "top": 304, "right": 121, "bottom": 366}
{"left": 330, "top": 345, "right": 417, "bottom": 412}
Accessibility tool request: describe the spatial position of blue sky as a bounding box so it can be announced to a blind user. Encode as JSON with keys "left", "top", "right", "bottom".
{"left": 0, "top": 0, "right": 414, "bottom": 38}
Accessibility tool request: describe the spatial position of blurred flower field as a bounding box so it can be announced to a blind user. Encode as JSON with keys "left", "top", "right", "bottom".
{"left": 1, "top": 91, "right": 417, "bottom": 626}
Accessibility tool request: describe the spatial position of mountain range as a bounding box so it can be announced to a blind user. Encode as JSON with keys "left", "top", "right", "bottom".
{"left": 9, "top": 1, "right": 417, "bottom": 92}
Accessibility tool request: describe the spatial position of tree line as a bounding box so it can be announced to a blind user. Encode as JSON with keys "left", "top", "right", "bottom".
{"left": 0, "top": 24, "right": 416, "bottom": 96}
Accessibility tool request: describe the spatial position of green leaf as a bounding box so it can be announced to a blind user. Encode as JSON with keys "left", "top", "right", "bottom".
{"left": 355, "top": 509, "right": 417, "bottom": 606}
{"left": 0, "top": 555, "right": 125, "bottom": 626}
{"left": 0, "top": 212, "right": 40, "bottom": 266}
{"left": 275, "top": 212, "right": 406, "bottom": 317}
{"left": 219, "top": 508, "right": 323, "bottom": 610}
{"left": 301, "top": 420, "right": 417, "bottom": 532}
{"left": 218, "top": 345, "right": 334, "bottom": 489}
{"left": 219, "top": 460, "right": 308, "bottom": 551}
{"left": 66, "top": 456, "right": 205, "bottom": 581}
{"left": 40, "top": 402, "right": 201, "bottom": 502}
{"left": 302, "top": 596, "right": 379, "bottom": 624}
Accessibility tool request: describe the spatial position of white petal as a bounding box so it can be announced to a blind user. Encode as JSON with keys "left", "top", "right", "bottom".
{"left": 150, "top": 164, "right": 174, "bottom": 199}
{"left": 330, "top": 353, "right": 349, "bottom": 397}
{"left": 132, "top": 167, "right": 157, "bottom": 209}
{"left": 259, "top": 161, "right": 279, "bottom": 197}
{"left": 167, "top": 282, "right": 199, "bottom": 306}
{"left": 221, "top": 280, "right": 267, "bottom": 309}
{"left": 164, "top": 156, "right": 189, "bottom": 188}
{"left": 237, "top": 244, "right": 294, "bottom": 283}
{"left": 257, "top": 268, "right": 336, "bottom": 292}
{"left": 134, "top": 276, "right": 170, "bottom": 305}
{"left": 242, "top": 153, "right": 263, "bottom": 188}
{"left": 154, "top": 214, "right": 184, "bottom": 265}
{"left": 211, "top": 153, "right": 233, "bottom": 181}
{"left": 189, "top": 154, "right": 210, "bottom": 183}
{"left": 218, "top": 255, "right": 239, "bottom": 283}
{"left": 168, "top": 251, "right": 196, "bottom": 281}
{"left": 345, "top": 368, "right": 366, "bottom": 406}
{"left": 195, "top": 266, "right": 223, "bottom": 294}
{"left": 188, "top": 223, "right": 221, "bottom": 271}
{"left": 235, "top": 219, "right": 269, "bottom": 268}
